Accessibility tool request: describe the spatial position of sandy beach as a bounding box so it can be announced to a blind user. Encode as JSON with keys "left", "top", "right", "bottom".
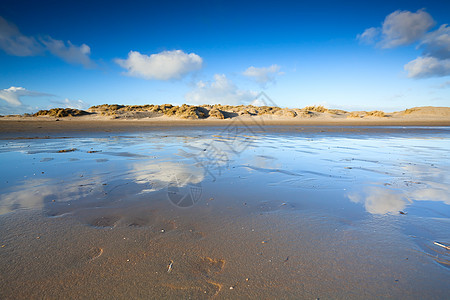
{"left": 0, "top": 121, "right": 449, "bottom": 299}
{"left": 2, "top": 1, "right": 450, "bottom": 298}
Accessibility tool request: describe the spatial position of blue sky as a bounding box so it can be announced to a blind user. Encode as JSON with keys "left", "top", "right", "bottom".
{"left": 0, "top": 0, "right": 449, "bottom": 114}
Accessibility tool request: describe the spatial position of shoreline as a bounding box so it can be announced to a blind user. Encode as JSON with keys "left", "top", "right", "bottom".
{"left": 1, "top": 117, "right": 450, "bottom": 135}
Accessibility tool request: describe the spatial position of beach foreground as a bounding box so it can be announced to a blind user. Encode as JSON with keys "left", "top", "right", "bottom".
{"left": 0, "top": 125, "right": 449, "bottom": 299}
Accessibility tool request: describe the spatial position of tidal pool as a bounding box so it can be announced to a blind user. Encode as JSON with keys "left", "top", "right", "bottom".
{"left": 0, "top": 126, "right": 449, "bottom": 298}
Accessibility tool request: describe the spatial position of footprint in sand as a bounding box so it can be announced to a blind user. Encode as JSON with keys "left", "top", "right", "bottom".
{"left": 197, "top": 257, "right": 226, "bottom": 276}
{"left": 187, "top": 229, "right": 206, "bottom": 240}
{"left": 88, "top": 215, "right": 120, "bottom": 228}
{"left": 87, "top": 247, "right": 104, "bottom": 262}
{"left": 162, "top": 280, "right": 222, "bottom": 299}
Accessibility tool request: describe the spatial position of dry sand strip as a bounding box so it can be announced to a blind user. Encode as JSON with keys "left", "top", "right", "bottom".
{"left": 0, "top": 117, "right": 449, "bottom": 135}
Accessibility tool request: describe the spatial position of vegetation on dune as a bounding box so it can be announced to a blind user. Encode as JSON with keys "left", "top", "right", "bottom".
{"left": 88, "top": 104, "right": 207, "bottom": 119}
{"left": 21, "top": 103, "right": 406, "bottom": 120}
{"left": 29, "top": 104, "right": 332, "bottom": 119}
{"left": 208, "top": 108, "right": 225, "bottom": 119}
{"left": 257, "top": 106, "right": 281, "bottom": 115}
{"left": 327, "top": 109, "right": 348, "bottom": 115}
{"left": 347, "top": 110, "right": 386, "bottom": 118}
{"left": 403, "top": 108, "right": 419, "bottom": 114}
{"left": 303, "top": 105, "right": 328, "bottom": 113}
{"left": 33, "top": 108, "right": 90, "bottom": 117}
{"left": 347, "top": 112, "right": 362, "bottom": 118}
{"left": 364, "top": 110, "right": 386, "bottom": 117}
{"left": 275, "top": 108, "right": 297, "bottom": 117}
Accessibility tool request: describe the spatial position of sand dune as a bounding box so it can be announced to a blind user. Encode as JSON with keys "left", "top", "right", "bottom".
{"left": 0, "top": 105, "right": 449, "bottom": 133}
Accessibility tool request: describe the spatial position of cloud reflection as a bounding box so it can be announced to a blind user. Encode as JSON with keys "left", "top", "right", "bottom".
{"left": 348, "top": 163, "right": 450, "bottom": 215}
{"left": 348, "top": 187, "right": 409, "bottom": 214}
{"left": 131, "top": 160, "right": 204, "bottom": 193}
{"left": 402, "top": 164, "right": 450, "bottom": 205}
{"left": 0, "top": 178, "right": 104, "bottom": 215}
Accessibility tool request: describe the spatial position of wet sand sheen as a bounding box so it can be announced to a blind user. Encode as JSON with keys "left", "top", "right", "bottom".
{"left": 1, "top": 207, "right": 448, "bottom": 299}
{"left": 0, "top": 127, "right": 449, "bottom": 298}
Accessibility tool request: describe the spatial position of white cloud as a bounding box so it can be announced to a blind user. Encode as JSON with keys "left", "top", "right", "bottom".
{"left": 405, "top": 24, "right": 450, "bottom": 78}
{"left": 0, "top": 86, "right": 51, "bottom": 106}
{"left": 50, "top": 98, "right": 89, "bottom": 110}
{"left": 419, "top": 24, "right": 450, "bottom": 60}
{"left": 356, "top": 27, "right": 380, "bottom": 45}
{"left": 358, "top": 9, "right": 450, "bottom": 78}
{"left": 380, "top": 9, "right": 435, "bottom": 48}
{"left": 115, "top": 50, "right": 203, "bottom": 80}
{"left": 0, "top": 16, "right": 42, "bottom": 56}
{"left": 357, "top": 9, "right": 435, "bottom": 48}
{"left": 40, "top": 37, "right": 94, "bottom": 68}
{"left": 404, "top": 56, "right": 450, "bottom": 78}
{"left": 0, "top": 16, "right": 94, "bottom": 67}
{"left": 243, "top": 64, "right": 282, "bottom": 87}
{"left": 185, "top": 74, "right": 257, "bottom": 105}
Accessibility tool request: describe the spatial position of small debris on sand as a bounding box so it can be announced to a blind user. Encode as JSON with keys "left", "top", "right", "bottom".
{"left": 167, "top": 260, "right": 173, "bottom": 273}
{"left": 58, "top": 148, "right": 76, "bottom": 153}
{"left": 434, "top": 241, "right": 450, "bottom": 250}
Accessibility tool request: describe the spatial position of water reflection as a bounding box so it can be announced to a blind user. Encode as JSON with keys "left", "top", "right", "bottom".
{"left": 0, "top": 177, "right": 106, "bottom": 215}
{"left": 1, "top": 130, "right": 449, "bottom": 218}
{"left": 348, "top": 187, "right": 409, "bottom": 215}
{"left": 347, "top": 161, "right": 450, "bottom": 215}
{"left": 402, "top": 164, "right": 450, "bottom": 205}
{"left": 131, "top": 160, "right": 204, "bottom": 193}
{"left": 0, "top": 179, "right": 51, "bottom": 214}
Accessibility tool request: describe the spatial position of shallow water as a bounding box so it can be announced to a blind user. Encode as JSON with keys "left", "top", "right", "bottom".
{"left": 0, "top": 126, "right": 449, "bottom": 298}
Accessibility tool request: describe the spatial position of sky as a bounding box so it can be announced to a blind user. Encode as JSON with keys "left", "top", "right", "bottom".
{"left": 0, "top": 0, "right": 449, "bottom": 114}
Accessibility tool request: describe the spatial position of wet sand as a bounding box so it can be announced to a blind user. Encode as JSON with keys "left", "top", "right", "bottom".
{"left": 0, "top": 126, "right": 449, "bottom": 299}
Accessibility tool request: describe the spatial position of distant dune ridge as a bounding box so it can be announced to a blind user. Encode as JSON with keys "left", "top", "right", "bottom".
{"left": 2, "top": 104, "right": 448, "bottom": 120}
{"left": 1, "top": 105, "right": 449, "bottom": 129}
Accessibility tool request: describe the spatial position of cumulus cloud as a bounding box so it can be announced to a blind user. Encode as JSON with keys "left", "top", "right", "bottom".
{"left": 243, "top": 64, "right": 282, "bottom": 87}
{"left": 356, "top": 27, "right": 380, "bottom": 45}
{"left": 380, "top": 9, "right": 435, "bottom": 48}
{"left": 406, "top": 24, "right": 450, "bottom": 78}
{"left": 404, "top": 56, "right": 450, "bottom": 78}
{"left": 357, "top": 9, "right": 435, "bottom": 48}
{"left": 0, "top": 87, "right": 89, "bottom": 115}
{"left": 185, "top": 74, "right": 257, "bottom": 105}
{"left": 0, "top": 16, "right": 94, "bottom": 67}
{"left": 50, "top": 98, "right": 89, "bottom": 110}
{"left": 0, "top": 16, "right": 43, "bottom": 56}
{"left": 418, "top": 24, "right": 450, "bottom": 60}
{"left": 0, "top": 86, "right": 51, "bottom": 106}
{"left": 115, "top": 50, "right": 203, "bottom": 80}
{"left": 358, "top": 9, "right": 450, "bottom": 78}
{"left": 40, "top": 37, "right": 94, "bottom": 68}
